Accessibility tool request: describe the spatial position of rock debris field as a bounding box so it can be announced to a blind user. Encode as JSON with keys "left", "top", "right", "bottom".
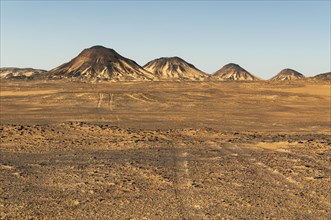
{"left": 0, "top": 80, "right": 330, "bottom": 219}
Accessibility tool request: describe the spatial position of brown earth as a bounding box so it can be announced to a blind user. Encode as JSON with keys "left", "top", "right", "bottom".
{"left": 0, "top": 80, "right": 330, "bottom": 219}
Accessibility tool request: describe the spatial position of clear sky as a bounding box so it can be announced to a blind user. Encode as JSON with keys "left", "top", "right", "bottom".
{"left": 1, "top": 0, "right": 330, "bottom": 78}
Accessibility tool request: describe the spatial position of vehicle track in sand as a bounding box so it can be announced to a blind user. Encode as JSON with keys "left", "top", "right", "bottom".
{"left": 207, "top": 140, "right": 331, "bottom": 210}
{"left": 170, "top": 141, "right": 212, "bottom": 219}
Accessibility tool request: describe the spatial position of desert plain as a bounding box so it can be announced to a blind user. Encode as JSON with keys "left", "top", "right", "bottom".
{"left": 0, "top": 80, "right": 330, "bottom": 219}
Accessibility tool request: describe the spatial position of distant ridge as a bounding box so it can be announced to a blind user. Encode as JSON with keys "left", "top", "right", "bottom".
{"left": 0, "top": 67, "right": 47, "bottom": 79}
{"left": 48, "top": 46, "right": 157, "bottom": 81}
{"left": 312, "top": 72, "right": 331, "bottom": 80}
{"left": 211, "top": 63, "right": 260, "bottom": 81}
{"left": 2, "top": 45, "right": 329, "bottom": 82}
{"left": 270, "top": 69, "right": 304, "bottom": 81}
{"left": 143, "top": 57, "right": 207, "bottom": 81}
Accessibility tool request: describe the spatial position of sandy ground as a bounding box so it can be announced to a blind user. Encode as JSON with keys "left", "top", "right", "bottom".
{"left": 0, "top": 80, "right": 330, "bottom": 219}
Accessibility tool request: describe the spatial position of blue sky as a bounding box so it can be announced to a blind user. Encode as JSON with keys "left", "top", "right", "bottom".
{"left": 1, "top": 0, "right": 330, "bottom": 78}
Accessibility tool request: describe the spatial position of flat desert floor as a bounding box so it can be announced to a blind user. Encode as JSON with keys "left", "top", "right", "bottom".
{"left": 0, "top": 80, "right": 330, "bottom": 219}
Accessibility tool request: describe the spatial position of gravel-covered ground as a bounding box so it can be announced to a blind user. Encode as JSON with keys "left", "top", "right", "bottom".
{"left": 0, "top": 80, "right": 330, "bottom": 219}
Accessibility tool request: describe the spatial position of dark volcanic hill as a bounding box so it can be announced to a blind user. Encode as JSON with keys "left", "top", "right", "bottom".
{"left": 211, "top": 63, "right": 260, "bottom": 81}
{"left": 48, "top": 46, "right": 157, "bottom": 81}
{"left": 313, "top": 72, "right": 331, "bottom": 80}
{"left": 270, "top": 69, "right": 305, "bottom": 81}
{"left": 143, "top": 57, "right": 207, "bottom": 80}
{"left": 0, "top": 68, "right": 47, "bottom": 79}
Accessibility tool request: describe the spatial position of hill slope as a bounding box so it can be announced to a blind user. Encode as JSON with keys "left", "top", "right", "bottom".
{"left": 48, "top": 46, "right": 157, "bottom": 81}
{"left": 211, "top": 63, "right": 260, "bottom": 80}
{"left": 0, "top": 68, "right": 47, "bottom": 79}
{"left": 271, "top": 69, "right": 304, "bottom": 80}
{"left": 312, "top": 72, "right": 331, "bottom": 80}
{"left": 143, "top": 57, "right": 207, "bottom": 80}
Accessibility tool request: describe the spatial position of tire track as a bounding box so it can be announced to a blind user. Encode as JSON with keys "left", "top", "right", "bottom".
{"left": 170, "top": 141, "right": 209, "bottom": 219}
{"left": 96, "top": 93, "right": 105, "bottom": 121}
{"left": 108, "top": 93, "right": 114, "bottom": 111}
{"left": 97, "top": 93, "right": 103, "bottom": 108}
{"left": 208, "top": 140, "right": 331, "bottom": 209}
{"left": 217, "top": 142, "right": 302, "bottom": 187}
{"left": 125, "top": 93, "right": 157, "bottom": 103}
{"left": 170, "top": 141, "right": 189, "bottom": 219}
{"left": 108, "top": 93, "right": 120, "bottom": 126}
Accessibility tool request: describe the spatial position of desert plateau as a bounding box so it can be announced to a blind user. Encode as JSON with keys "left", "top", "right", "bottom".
{"left": 2, "top": 0, "right": 330, "bottom": 217}
{"left": 0, "top": 78, "right": 330, "bottom": 219}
